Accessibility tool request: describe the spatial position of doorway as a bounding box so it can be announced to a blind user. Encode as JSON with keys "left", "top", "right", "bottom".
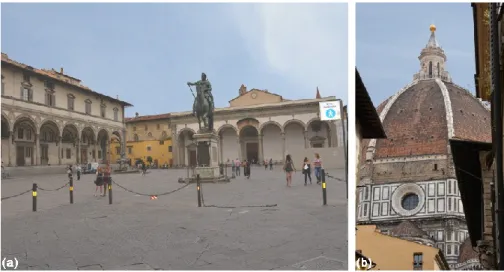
{"left": 246, "top": 142, "right": 258, "bottom": 162}
{"left": 40, "top": 144, "right": 49, "bottom": 165}
{"left": 16, "top": 146, "right": 25, "bottom": 166}
{"left": 81, "top": 148, "right": 88, "bottom": 164}
{"left": 189, "top": 150, "right": 197, "bottom": 166}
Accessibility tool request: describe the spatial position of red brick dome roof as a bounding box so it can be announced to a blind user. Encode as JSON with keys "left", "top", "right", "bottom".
{"left": 374, "top": 80, "right": 490, "bottom": 159}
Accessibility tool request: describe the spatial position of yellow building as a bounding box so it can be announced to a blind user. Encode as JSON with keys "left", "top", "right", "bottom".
{"left": 110, "top": 113, "right": 172, "bottom": 166}
{"left": 356, "top": 223, "right": 450, "bottom": 270}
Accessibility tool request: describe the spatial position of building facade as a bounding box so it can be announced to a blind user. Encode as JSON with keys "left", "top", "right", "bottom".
{"left": 356, "top": 26, "right": 490, "bottom": 269}
{"left": 1, "top": 53, "right": 132, "bottom": 167}
{"left": 109, "top": 113, "right": 173, "bottom": 166}
{"left": 169, "top": 85, "right": 346, "bottom": 168}
{"left": 356, "top": 224, "right": 450, "bottom": 270}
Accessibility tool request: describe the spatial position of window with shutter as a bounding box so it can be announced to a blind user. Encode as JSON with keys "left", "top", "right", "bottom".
{"left": 67, "top": 94, "right": 75, "bottom": 110}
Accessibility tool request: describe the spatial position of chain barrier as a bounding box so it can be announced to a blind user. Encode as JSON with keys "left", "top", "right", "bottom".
{"left": 325, "top": 172, "right": 345, "bottom": 182}
{"left": 1, "top": 189, "right": 32, "bottom": 201}
{"left": 112, "top": 179, "right": 190, "bottom": 197}
{"left": 38, "top": 181, "right": 70, "bottom": 191}
{"left": 198, "top": 177, "right": 278, "bottom": 209}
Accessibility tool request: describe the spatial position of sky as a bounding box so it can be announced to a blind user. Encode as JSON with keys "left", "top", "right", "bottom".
{"left": 1, "top": 3, "right": 348, "bottom": 117}
{"left": 356, "top": 3, "right": 475, "bottom": 106}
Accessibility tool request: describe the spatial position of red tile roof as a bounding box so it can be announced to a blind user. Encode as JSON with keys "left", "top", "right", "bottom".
{"left": 125, "top": 113, "right": 171, "bottom": 123}
{"left": 1, "top": 52, "right": 133, "bottom": 107}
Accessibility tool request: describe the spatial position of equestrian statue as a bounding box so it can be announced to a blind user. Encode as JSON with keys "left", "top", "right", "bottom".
{"left": 187, "top": 72, "right": 215, "bottom": 133}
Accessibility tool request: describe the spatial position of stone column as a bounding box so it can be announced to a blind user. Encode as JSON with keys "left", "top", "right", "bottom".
{"left": 77, "top": 137, "right": 81, "bottom": 164}
{"left": 281, "top": 132, "right": 286, "bottom": 161}
{"left": 219, "top": 136, "right": 224, "bottom": 163}
{"left": 7, "top": 131, "right": 13, "bottom": 166}
{"left": 58, "top": 136, "right": 62, "bottom": 165}
{"left": 237, "top": 139, "right": 242, "bottom": 160}
{"left": 94, "top": 141, "right": 98, "bottom": 162}
{"left": 304, "top": 131, "right": 309, "bottom": 148}
{"left": 171, "top": 126, "right": 178, "bottom": 165}
{"left": 258, "top": 134, "right": 264, "bottom": 163}
{"left": 35, "top": 133, "right": 40, "bottom": 165}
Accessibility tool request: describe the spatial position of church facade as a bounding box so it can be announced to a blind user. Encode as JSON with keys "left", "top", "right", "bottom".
{"left": 170, "top": 85, "right": 346, "bottom": 168}
{"left": 357, "top": 26, "right": 491, "bottom": 269}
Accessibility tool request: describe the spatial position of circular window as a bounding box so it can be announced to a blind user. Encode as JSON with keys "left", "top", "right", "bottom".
{"left": 401, "top": 193, "right": 419, "bottom": 210}
{"left": 391, "top": 184, "right": 425, "bottom": 216}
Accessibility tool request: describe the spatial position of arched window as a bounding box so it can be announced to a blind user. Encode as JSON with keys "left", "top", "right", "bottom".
{"left": 428, "top": 61, "right": 433, "bottom": 78}
{"left": 437, "top": 62, "right": 440, "bottom": 77}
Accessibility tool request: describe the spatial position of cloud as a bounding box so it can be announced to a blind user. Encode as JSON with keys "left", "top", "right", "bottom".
{"left": 226, "top": 3, "right": 348, "bottom": 100}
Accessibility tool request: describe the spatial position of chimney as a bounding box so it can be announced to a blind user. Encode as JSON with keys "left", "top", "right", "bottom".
{"left": 135, "top": 112, "right": 139, "bottom": 117}
{"left": 316, "top": 87, "right": 321, "bottom": 99}
{"left": 239, "top": 84, "right": 247, "bottom": 95}
{"left": 60, "top": 67, "right": 64, "bottom": 74}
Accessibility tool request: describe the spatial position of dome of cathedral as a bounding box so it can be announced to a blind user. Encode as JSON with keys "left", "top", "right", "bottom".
{"left": 359, "top": 26, "right": 491, "bottom": 174}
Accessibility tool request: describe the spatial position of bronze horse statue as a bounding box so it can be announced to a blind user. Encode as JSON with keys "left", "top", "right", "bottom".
{"left": 188, "top": 73, "right": 214, "bottom": 132}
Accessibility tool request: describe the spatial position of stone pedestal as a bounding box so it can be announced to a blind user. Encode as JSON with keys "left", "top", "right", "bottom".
{"left": 188, "top": 132, "right": 229, "bottom": 183}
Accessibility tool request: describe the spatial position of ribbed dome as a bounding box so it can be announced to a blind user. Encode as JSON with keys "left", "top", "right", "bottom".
{"left": 372, "top": 79, "right": 490, "bottom": 159}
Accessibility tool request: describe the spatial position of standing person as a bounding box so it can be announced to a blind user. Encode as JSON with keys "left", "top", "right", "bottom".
{"left": 313, "top": 153, "right": 323, "bottom": 185}
{"left": 269, "top": 158, "right": 273, "bottom": 170}
{"left": 141, "top": 162, "right": 147, "bottom": 176}
{"left": 302, "top": 157, "right": 312, "bottom": 186}
{"left": 264, "top": 159, "right": 268, "bottom": 170}
{"left": 94, "top": 166, "right": 104, "bottom": 197}
{"left": 283, "top": 154, "right": 296, "bottom": 187}
{"left": 102, "top": 162, "right": 111, "bottom": 197}
{"left": 235, "top": 158, "right": 241, "bottom": 176}
{"left": 243, "top": 159, "right": 250, "bottom": 178}
{"left": 76, "top": 164, "right": 82, "bottom": 181}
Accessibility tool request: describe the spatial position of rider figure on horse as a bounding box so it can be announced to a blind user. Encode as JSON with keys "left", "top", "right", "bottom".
{"left": 187, "top": 73, "right": 214, "bottom": 115}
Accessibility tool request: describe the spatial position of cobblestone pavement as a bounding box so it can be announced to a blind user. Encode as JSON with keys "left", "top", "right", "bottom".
{"left": 1, "top": 166, "right": 348, "bottom": 270}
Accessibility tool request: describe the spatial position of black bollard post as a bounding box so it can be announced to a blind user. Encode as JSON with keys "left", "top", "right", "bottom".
{"left": 32, "top": 183, "right": 37, "bottom": 212}
{"left": 108, "top": 178, "right": 113, "bottom": 205}
{"left": 69, "top": 175, "right": 74, "bottom": 204}
{"left": 197, "top": 174, "right": 201, "bottom": 207}
{"left": 321, "top": 169, "right": 327, "bottom": 206}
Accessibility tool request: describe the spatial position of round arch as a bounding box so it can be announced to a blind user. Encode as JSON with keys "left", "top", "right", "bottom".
{"left": 283, "top": 119, "right": 306, "bottom": 131}
{"left": 13, "top": 115, "right": 37, "bottom": 140}
{"left": 259, "top": 121, "right": 283, "bottom": 134}
{"left": 81, "top": 127, "right": 96, "bottom": 145}
{"left": 217, "top": 124, "right": 238, "bottom": 136}
{"left": 97, "top": 129, "right": 109, "bottom": 163}
{"left": 2, "top": 114, "right": 11, "bottom": 138}
{"left": 261, "top": 121, "right": 283, "bottom": 163}
{"left": 177, "top": 127, "right": 196, "bottom": 166}
{"left": 306, "top": 118, "right": 333, "bottom": 148}
{"left": 177, "top": 127, "right": 196, "bottom": 140}
{"left": 62, "top": 123, "right": 79, "bottom": 143}
{"left": 239, "top": 125, "right": 260, "bottom": 162}
{"left": 39, "top": 120, "right": 60, "bottom": 142}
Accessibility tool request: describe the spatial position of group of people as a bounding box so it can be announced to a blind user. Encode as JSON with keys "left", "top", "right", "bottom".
{"left": 94, "top": 162, "right": 112, "bottom": 197}
{"left": 283, "top": 153, "right": 323, "bottom": 187}
{"left": 230, "top": 158, "right": 251, "bottom": 178}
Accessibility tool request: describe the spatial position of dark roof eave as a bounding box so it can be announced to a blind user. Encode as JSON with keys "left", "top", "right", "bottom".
{"left": 356, "top": 68, "right": 387, "bottom": 139}
{"left": 1, "top": 60, "right": 133, "bottom": 107}
{"left": 449, "top": 139, "right": 493, "bottom": 246}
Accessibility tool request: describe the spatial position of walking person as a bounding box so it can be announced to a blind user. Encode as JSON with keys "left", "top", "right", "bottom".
{"left": 313, "top": 153, "right": 323, "bottom": 185}
{"left": 269, "top": 158, "right": 273, "bottom": 170}
{"left": 283, "top": 154, "right": 296, "bottom": 187}
{"left": 76, "top": 164, "right": 82, "bottom": 181}
{"left": 235, "top": 158, "right": 241, "bottom": 176}
{"left": 141, "top": 163, "right": 147, "bottom": 176}
{"left": 302, "top": 157, "right": 312, "bottom": 186}
{"left": 94, "top": 166, "right": 104, "bottom": 196}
